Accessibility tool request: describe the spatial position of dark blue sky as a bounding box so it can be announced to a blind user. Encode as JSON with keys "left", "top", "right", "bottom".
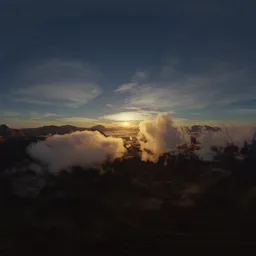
{"left": 1, "top": 0, "right": 256, "bottom": 127}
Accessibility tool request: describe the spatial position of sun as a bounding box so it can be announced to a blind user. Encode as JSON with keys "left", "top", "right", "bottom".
{"left": 122, "top": 122, "right": 130, "bottom": 127}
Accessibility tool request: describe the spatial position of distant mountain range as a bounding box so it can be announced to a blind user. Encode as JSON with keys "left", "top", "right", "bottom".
{"left": 0, "top": 123, "right": 222, "bottom": 139}
{"left": 0, "top": 125, "right": 24, "bottom": 138}
{"left": 22, "top": 125, "right": 107, "bottom": 136}
{"left": 0, "top": 124, "right": 106, "bottom": 138}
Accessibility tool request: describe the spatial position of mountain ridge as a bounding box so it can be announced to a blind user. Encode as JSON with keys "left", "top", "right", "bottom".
{"left": 0, "top": 124, "right": 24, "bottom": 138}
{"left": 0, "top": 124, "right": 107, "bottom": 137}
{"left": 21, "top": 124, "right": 106, "bottom": 137}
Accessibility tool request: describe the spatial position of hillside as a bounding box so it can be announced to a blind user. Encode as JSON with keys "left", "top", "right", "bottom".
{"left": 21, "top": 125, "right": 89, "bottom": 136}
{"left": 0, "top": 124, "right": 24, "bottom": 138}
{"left": 21, "top": 125, "right": 107, "bottom": 136}
{"left": 91, "top": 125, "right": 106, "bottom": 131}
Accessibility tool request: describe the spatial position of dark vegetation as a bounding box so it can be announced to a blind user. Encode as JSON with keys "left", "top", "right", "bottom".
{"left": 0, "top": 136, "right": 256, "bottom": 252}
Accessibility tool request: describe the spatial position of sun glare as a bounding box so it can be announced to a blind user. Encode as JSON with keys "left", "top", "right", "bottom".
{"left": 122, "top": 122, "right": 130, "bottom": 127}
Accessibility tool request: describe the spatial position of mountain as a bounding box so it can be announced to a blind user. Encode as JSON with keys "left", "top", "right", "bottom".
{"left": 21, "top": 125, "right": 89, "bottom": 136}
{"left": 190, "top": 125, "right": 202, "bottom": 133}
{"left": 0, "top": 125, "right": 24, "bottom": 138}
{"left": 21, "top": 125, "right": 106, "bottom": 137}
{"left": 90, "top": 125, "right": 106, "bottom": 131}
{"left": 188, "top": 125, "right": 222, "bottom": 134}
{"left": 204, "top": 125, "right": 222, "bottom": 132}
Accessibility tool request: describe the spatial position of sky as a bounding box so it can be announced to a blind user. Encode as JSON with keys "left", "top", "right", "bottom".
{"left": 0, "top": 0, "right": 256, "bottom": 128}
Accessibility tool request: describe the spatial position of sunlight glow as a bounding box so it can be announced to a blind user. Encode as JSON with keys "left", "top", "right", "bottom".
{"left": 103, "top": 111, "right": 154, "bottom": 121}
{"left": 122, "top": 122, "right": 130, "bottom": 127}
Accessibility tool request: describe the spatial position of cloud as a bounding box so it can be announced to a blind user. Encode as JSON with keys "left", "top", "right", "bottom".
{"left": 196, "top": 130, "right": 228, "bottom": 161}
{"left": 29, "top": 112, "right": 58, "bottom": 120}
{"left": 57, "top": 117, "right": 98, "bottom": 126}
{"left": 14, "top": 83, "right": 101, "bottom": 108}
{"left": 196, "top": 126, "right": 256, "bottom": 161}
{"left": 114, "top": 71, "right": 148, "bottom": 94}
{"left": 127, "top": 85, "right": 201, "bottom": 110}
{"left": 114, "top": 83, "right": 137, "bottom": 93}
{"left": 132, "top": 71, "right": 147, "bottom": 81}
{"left": 117, "top": 63, "right": 256, "bottom": 113}
{"left": 138, "top": 114, "right": 182, "bottom": 162}
{"left": 230, "top": 108, "right": 256, "bottom": 115}
{"left": 11, "top": 59, "right": 102, "bottom": 107}
{"left": 3, "top": 111, "right": 21, "bottom": 117}
{"left": 114, "top": 71, "right": 147, "bottom": 93}
{"left": 27, "top": 130, "right": 126, "bottom": 173}
{"left": 136, "top": 114, "right": 256, "bottom": 163}
{"left": 0, "top": 111, "right": 60, "bottom": 128}
{"left": 43, "top": 113, "right": 58, "bottom": 118}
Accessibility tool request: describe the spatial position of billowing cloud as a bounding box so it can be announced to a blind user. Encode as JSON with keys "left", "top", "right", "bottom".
{"left": 27, "top": 130, "right": 126, "bottom": 173}
{"left": 196, "top": 130, "right": 228, "bottom": 161}
{"left": 196, "top": 126, "right": 256, "bottom": 161}
{"left": 138, "top": 114, "right": 182, "bottom": 162}
{"left": 11, "top": 59, "right": 102, "bottom": 108}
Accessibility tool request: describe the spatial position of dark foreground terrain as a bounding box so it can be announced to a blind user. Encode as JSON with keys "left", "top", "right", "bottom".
{"left": 1, "top": 137, "right": 256, "bottom": 252}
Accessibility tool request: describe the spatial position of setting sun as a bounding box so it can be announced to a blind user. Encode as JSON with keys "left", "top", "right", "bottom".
{"left": 122, "top": 122, "right": 130, "bottom": 127}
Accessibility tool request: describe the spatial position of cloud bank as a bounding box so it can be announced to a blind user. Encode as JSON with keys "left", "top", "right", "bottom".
{"left": 137, "top": 114, "right": 256, "bottom": 162}
{"left": 138, "top": 114, "right": 182, "bottom": 162}
{"left": 27, "top": 130, "right": 126, "bottom": 173}
{"left": 196, "top": 126, "right": 256, "bottom": 161}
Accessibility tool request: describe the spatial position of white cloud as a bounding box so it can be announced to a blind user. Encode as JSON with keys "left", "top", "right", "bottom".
{"left": 126, "top": 84, "right": 209, "bottom": 111}
{"left": 114, "top": 83, "right": 137, "bottom": 93}
{"left": 28, "top": 112, "right": 58, "bottom": 120}
{"left": 27, "top": 130, "right": 126, "bottom": 173}
{"left": 114, "top": 71, "right": 147, "bottom": 93}
{"left": 138, "top": 114, "right": 182, "bottom": 162}
{"left": 196, "top": 126, "right": 256, "bottom": 161}
{"left": 121, "top": 106, "right": 142, "bottom": 110}
{"left": 11, "top": 59, "right": 102, "bottom": 107}
{"left": 117, "top": 63, "right": 256, "bottom": 112}
{"left": 14, "top": 83, "right": 101, "bottom": 108}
